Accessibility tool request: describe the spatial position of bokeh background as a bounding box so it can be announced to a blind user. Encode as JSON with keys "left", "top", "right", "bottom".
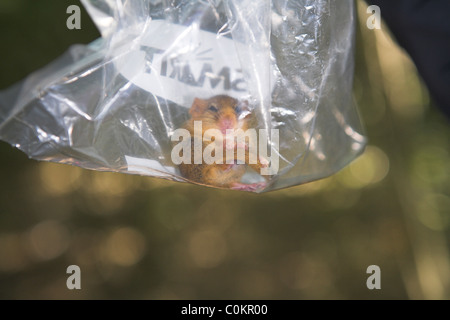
{"left": 0, "top": 0, "right": 448, "bottom": 299}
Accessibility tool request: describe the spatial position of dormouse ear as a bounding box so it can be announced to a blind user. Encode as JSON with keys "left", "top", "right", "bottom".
{"left": 189, "top": 98, "right": 208, "bottom": 118}
{"left": 240, "top": 100, "right": 252, "bottom": 119}
{"left": 239, "top": 100, "right": 250, "bottom": 115}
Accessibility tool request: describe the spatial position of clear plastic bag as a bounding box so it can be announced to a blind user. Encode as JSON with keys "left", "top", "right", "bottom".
{"left": 0, "top": 0, "right": 366, "bottom": 193}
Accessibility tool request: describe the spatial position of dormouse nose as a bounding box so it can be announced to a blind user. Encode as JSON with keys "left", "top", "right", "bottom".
{"left": 221, "top": 116, "right": 234, "bottom": 128}
{"left": 219, "top": 114, "right": 237, "bottom": 134}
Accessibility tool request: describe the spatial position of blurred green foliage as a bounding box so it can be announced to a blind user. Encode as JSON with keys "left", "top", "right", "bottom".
{"left": 0, "top": 0, "right": 448, "bottom": 299}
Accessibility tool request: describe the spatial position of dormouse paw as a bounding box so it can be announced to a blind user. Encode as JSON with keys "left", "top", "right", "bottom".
{"left": 230, "top": 182, "right": 267, "bottom": 192}
{"left": 224, "top": 139, "right": 248, "bottom": 151}
{"left": 259, "top": 156, "right": 269, "bottom": 168}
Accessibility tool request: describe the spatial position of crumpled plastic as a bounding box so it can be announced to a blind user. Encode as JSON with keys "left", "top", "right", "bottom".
{"left": 0, "top": 0, "right": 366, "bottom": 192}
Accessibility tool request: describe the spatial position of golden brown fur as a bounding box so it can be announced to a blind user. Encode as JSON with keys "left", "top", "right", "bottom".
{"left": 177, "top": 95, "right": 267, "bottom": 191}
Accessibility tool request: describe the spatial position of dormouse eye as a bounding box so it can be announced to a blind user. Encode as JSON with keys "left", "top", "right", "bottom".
{"left": 235, "top": 106, "right": 242, "bottom": 114}
{"left": 208, "top": 105, "right": 219, "bottom": 112}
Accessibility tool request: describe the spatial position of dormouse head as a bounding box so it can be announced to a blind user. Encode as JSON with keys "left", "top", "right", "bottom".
{"left": 189, "top": 95, "right": 250, "bottom": 134}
